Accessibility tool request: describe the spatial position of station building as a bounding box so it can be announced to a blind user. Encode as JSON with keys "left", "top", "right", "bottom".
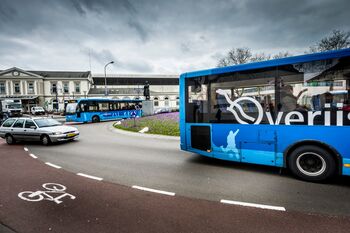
{"left": 90, "top": 74, "right": 179, "bottom": 108}
{"left": 0, "top": 67, "right": 92, "bottom": 112}
{"left": 0, "top": 67, "right": 179, "bottom": 112}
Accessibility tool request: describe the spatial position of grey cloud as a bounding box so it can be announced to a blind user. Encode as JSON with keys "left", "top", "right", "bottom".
{"left": 82, "top": 48, "right": 117, "bottom": 65}
{"left": 128, "top": 19, "right": 149, "bottom": 42}
{"left": 0, "top": 0, "right": 349, "bottom": 73}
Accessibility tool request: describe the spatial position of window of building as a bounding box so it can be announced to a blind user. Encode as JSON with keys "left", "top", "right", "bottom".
{"left": 28, "top": 82, "right": 34, "bottom": 94}
{"left": 63, "top": 83, "right": 69, "bottom": 94}
{"left": 14, "top": 83, "right": 20, "bottom": 94}
{"left": 154, "top": 97, "right": 159, "bottom": 107}
{"left": 75, "top": 82, "right": 80, "bottom": 93}
{"left": 51, "top": 83, "right": 57, "bottom": 93}
{"left": 164, "top": 97, "right": 169, "bottom": 106}
{"left": 52, "top": 100, "right": 58, "bottom": 110}
{"left": 0, "top": 82, "right": 5, "bottom": 94}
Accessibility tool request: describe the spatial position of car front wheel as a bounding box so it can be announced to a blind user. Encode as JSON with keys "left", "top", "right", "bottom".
{"left": 288, "top": 145, "right": 336, "bottom": 182}
{"left": 41, "top": 135, "right": 51, "bottom": 146}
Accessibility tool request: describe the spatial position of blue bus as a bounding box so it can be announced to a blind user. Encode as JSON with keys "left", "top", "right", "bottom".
{"left": 180, "top": 48, "right": 350, "bottom": 181}
{"left": 65, "top": 98, "right": 142, "bottom": 123}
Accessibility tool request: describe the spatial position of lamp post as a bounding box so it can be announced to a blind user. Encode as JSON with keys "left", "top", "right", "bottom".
{"left": 104, "top": 61, "right": 114, "bottom": 96}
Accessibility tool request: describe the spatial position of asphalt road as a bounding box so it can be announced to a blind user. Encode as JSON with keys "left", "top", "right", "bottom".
{"left": 27, "top": 121, "right": 350, "bottom": 216}
{"left": 2, "top": 140, "right": 350, "bottom": 233}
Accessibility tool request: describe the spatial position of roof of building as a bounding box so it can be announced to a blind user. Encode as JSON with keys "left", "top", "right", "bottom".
{"left": 29, "top": 70, "right": 91, "bottom": 78}
{"left": 93, "top": 74, "right": 178, "bottom": 79}
{"left": 0, "top": 67, "right": 91, "bottom": 78}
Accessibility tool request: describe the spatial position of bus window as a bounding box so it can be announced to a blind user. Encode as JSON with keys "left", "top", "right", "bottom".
{"left": 278, "top": 56, "right": 350, "bottom": 125}
{"left": 186, "top": 68, "right": 276, "bottom": 124}
{"left": 99, "top": 102, "right": 109, "bottom": 111}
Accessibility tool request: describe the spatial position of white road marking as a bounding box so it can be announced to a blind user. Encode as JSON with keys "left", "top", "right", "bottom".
{"left": 132, "top": 185, "right": 175, "bottom": 196}
{"left": 18, "top": 183, "right": 76, "bottom": 204}
{"left": 24, "top": 147, "right": 28, "bottom": 152}
{"left": 77, "top": 173, "right": 103, "bottom": 181}
{"left": 29, "top": 153, "right": 38, "bottom": 159}
{"left": 220, "top": 199, "right": 286, "bottom": 211}
{"left": 139, "top": 127, "right": 149, "bottom": 133}
{"left": 45, "top": 162, "right": 62, "bottom": 169}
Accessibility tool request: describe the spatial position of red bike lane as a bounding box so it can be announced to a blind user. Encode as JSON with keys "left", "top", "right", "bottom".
{"left": 0, "top": 139, "right": 350, "bottom": 233}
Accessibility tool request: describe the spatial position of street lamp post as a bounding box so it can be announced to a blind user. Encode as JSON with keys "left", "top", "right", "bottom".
{"left": 104, "top": 61, "right": 114, "bottom": 96}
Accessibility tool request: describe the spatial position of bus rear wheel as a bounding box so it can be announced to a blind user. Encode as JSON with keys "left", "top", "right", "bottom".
{"left": 288, "top": 145, "right": 336, "bottom": 182}
{"left": 92, "top": 115, "right": 100, "bottom": 123}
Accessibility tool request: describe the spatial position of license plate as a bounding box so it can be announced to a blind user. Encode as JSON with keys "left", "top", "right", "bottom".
{"left": 67, "top": 133, "right": 76, "bottom": 137}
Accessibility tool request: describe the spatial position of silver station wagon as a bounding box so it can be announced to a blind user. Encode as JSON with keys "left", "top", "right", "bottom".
{"left": 0, "top": 117, "right": 79, "bottom": 145}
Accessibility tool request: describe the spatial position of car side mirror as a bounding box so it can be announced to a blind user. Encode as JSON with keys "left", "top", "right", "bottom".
{"left": 30, "top": 126, "right": 37, "bottom": 129}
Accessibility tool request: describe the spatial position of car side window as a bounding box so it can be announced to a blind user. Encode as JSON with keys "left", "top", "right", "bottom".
{"left": 25, "top": 120, "right": 36, "bottom": 129}
{"left": 2, "top": 119, "right": 16, "bottom": 127}
{"left": 13, "top": 119, "right": 25, "bottom": 128}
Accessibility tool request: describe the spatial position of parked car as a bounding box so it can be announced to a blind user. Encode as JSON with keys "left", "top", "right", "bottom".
{"left": 154, "top": 107, "right": 172, "bottom": 114}
{"left": 31, "top": 106, "right": 46, "bottom": 115}
{"left": 0, "top": 117, "right": 79, "bottom": 145}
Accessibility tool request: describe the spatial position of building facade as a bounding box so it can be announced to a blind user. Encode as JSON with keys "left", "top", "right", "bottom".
{"left": 0, "top": 67, "right": 180, "bottom": 113}
{"left": 0, "top": 67, "right": 92, "bottom": 112}
{"left": 90, "top": 74, "right": 179, "bottom": 109}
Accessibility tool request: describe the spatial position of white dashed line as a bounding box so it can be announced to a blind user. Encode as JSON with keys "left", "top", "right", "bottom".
{"left": 24, "top": 147, "right": 28, "bottom": 152}
{"left": 132, "top": 185, "right": 175, "bottom": 196}
{"left": 220, "top": 199, "right": 286, "bottom": 211}
{"left": 45, "top": 162, "right": 62, "bottom": 169}
{"left": 77, "top": 173, "right": 103, "bottom": 181}
{"left": 29, "top": 153, "right": 38, "bottom": 159}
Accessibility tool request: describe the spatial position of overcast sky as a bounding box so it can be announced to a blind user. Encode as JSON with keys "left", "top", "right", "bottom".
{"left": 0, "top": 0, "right": 349, "bottom": 74}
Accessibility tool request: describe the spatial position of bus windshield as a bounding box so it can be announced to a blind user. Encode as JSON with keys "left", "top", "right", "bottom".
{"left": 66, "top": 103, "right": 78, "bottom": 114}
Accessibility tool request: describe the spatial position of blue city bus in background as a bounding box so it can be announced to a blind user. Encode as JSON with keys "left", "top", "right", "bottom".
{"left": 180, "top": 48, "right": 350, "bottom": 181}
{"left": 65, "top": 98, "right": 142, "bottom": 123}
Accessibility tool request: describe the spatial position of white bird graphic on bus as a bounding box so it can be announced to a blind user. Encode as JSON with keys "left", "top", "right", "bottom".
{"left": 220, "top": 129, "right": 240, "bottom": 159}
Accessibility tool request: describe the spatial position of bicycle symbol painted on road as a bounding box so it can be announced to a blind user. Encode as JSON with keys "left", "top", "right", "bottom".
{"left": 18, "top": 183, "right": 76, "bottom": 204}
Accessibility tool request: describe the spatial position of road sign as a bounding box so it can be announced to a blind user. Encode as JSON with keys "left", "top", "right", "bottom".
{"left": 131, "top": 111, "right": 137, "bottom": 118}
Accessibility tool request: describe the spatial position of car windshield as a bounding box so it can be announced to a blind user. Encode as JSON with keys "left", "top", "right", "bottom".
{"left": 66, "top": 103, "right": 77, "bottom": 114}
{"left": 35, "top": 107, "right": 43, "bottom": 110}
{"left": 8, "top": 104, "right": 21, "bottom": 109}
{"left": 34, "top": 118, "right": 61, "bottom": 128}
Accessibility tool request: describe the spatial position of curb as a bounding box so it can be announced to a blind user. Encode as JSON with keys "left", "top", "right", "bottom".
{"left": 108, "top": 122, "right": 180, "bottom": 141}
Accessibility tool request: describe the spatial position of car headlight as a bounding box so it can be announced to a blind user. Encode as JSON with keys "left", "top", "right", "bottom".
{"left": 53, "top": 132, "right": 63, "bottom": 135}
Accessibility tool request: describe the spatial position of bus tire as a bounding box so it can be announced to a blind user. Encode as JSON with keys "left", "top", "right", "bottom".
{"left": 92, "top": 115, "right": 100, "bottom": 123}
{"left": 41, "top": 134, "right": 51, "bottom": 146}
{"left": 288, "top": 145, "right": 336, "bottom": 182}
{"left": 5, "top": 134, "right": 15, "bottom": 145}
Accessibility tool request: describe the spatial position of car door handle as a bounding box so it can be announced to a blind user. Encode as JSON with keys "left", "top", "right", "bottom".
{"left": 11, "top": 129, "right": 13, "bottom": 131}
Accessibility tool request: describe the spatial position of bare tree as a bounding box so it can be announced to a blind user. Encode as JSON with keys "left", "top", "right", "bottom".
{"left": 217, "top": 48, "right": 292, "bottom": 67}
{"left": 309, "top": 30, "right": 350, "bottom": 52}
{"left": 273, "top": 51, "right": 292, "bottom": 59}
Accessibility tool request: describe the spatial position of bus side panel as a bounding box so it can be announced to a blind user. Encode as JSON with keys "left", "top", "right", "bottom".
{"left": 186, "top": 123, "right": 350, "bottom": 173}
{"left": 211, "top": 124, "right": 280, "bottom": 166}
